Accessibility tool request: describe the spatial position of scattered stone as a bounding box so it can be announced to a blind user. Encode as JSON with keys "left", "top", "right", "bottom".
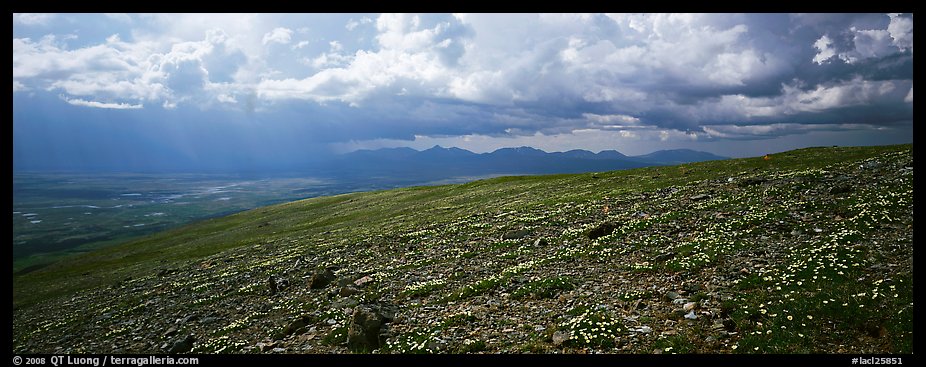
{"left": 665, "top": 291, "right": 681, "bottom": 301}
{"left": 271, "top": 347, "right": 286, "bottom": 353}
{"left": 199, "top": 317, "right": 221, "bottom": 324}
{"left": 829, "top": 185, "right": 852, "bottom": 195}
{"left": 636, "top": 326, "right": 653, "bottom": 334}
{"left": 308, "top": 268, "right": 337, "bottom": 289}
{"left": 654, "top": 252, "right": 676, "bottom": 262}
{"left": 256, "top": 342, "right": 275, "bottom": 352}
{"left": 275, "top": 315, "right": 315, "bottom": 340}
{"left": 552, "top": 331, "right": 570, "bottom": 346}
{"left": 163, "top": 327, "right": 178, "bottom": 338}
{"left": 501, "top": 229, "right": 530, "bottom": 240}
{"left": 533, "top": 238, "right": 549, "bottom": 247}
{"left": 180, "top": 314, "right": 198, "bottom": 324}
{"left": 166, "top": 335, "right": 194, "bottom": 354}
{"left": 339, "top": 286, "right": 361, "bottom": 296}
{"left": 347, "top": 305, "right": 386, "bottom": 352}
{"left": 689, "top": 194, "right": 710, "bottom": 201}
{"left": 739, "top": 177, "right": 767, "bottom": 186}
{"left": 672, "top": 298, "right": 689, "bottom": 305}
{"left": 684, "top": 302, "right": 698, "bottom": 312}
{"left": 684, "top": 311, "right": 698, "bottom": 320}
{"left": 353, "top": 276, "right": 373, "bottom": 287}
{"left": 587, "top": 223, "right": 617, "bottom": 240}
{"left": 268, "top": 275, "right": 278, "bottom": 295}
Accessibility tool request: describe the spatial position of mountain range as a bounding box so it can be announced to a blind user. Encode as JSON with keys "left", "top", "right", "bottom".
{"left": 316, "top": 146, "right": 728, "bottom": 182}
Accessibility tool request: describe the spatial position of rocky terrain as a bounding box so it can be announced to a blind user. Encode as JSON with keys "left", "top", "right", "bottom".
{"left": 12, "top": 144, "right": 913, "bottom": 354}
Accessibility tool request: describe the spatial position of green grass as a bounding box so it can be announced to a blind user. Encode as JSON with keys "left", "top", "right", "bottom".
{"left": 12, "top": 144, "right": 913, "bottom": 354}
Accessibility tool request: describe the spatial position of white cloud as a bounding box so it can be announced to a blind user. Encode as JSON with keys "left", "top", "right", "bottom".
{"left": 292, "top": 40, "right": 310, "bottom": 50}
{"left": 262, "top": 27, "right": 293, "bottom": 45}
{"left": 887, "top": 13, "right": 913, "bottom": 51}
{"left": 13, "top": 80, "right": 27, "bottom": 92}
{"left": 13, "top": 13, "right": 54, "bottom": 25}
{"left": 346, "top": 17, "right": 372, "bottom": 31}
{"left": 813, "top": 35, "right": 837, "bottom": 64}
{"left": 905, "top": 87, "right": 913, "bottom": 103}
{"left": 63, "top": 97, "right": 143, "bottom": 109}
{"left": 104, "top": 13, "right": 132, "bottom": 23}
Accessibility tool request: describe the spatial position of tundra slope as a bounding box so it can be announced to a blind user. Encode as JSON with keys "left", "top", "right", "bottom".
{"left": 13, "top": 144, "right": 913, "bottom": 354}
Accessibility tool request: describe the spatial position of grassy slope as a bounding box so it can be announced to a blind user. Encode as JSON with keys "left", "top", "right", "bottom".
{"left": 12, "top": 144, "right": 913, "bottom": 354}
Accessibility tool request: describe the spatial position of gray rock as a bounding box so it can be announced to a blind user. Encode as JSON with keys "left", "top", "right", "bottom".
{"left": 271, "top": 347, "right": 286, "bottom": 353}
{"left": 180, "top": 314, "right": 198, "bottom": 324}
{"left": 684, "top": 311, "right": 698, "bottom": 320}
{"left": 829, "top": 184, "right": 852, "bottom": 195}
{"left": 163, "top": 327, "right": 178, "bottom": 338}
{"left": 501, "top": 229, "right": 530, "bottom": 240}
{"left": 552, "top": 330, "right": 570, "bottom": 346}
{"left": 587, "top": 223, "right": 618, "bottom": 240}
{"left": 339, "top": 286, "right": 361, "bottom": 296}
{"left": 199, "top": 316, "right": 221, "bottom": 324}
{"left": 683, "top": 302, "right": 698, "bottom": 312}
{"left": 275, "top": 315, "right": 315, "bottom": 340}
{"left": 166, "top": 335, "right": 194, "bottom": 354}
{"left": 654, "top": 252, "right": 676, "bottom": 262}
{"left": 308, "top": 268, "right": 337, "bottom": 289}
{"left": 353, "top": 275, "right": 373, "bottom": 287}
{"left": 347, "top": 305, "right": 385, "bottom": 352}
{"left": 690, "top": 194, "right": 710, "bottom": 201}
{"left": 665, "top": 291, "right": 681, "bottom": 301}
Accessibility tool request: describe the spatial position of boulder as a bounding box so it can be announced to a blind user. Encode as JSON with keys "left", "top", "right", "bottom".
{"left": 308, "top": 268, "right": 337, "bottom": 289}
{"left": 347, "top": 305, "right": 385, "bottom": 352}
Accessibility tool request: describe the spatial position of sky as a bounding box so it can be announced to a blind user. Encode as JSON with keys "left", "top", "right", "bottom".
{"left": 12, "top": 13, "right": 914, "bottom": 172}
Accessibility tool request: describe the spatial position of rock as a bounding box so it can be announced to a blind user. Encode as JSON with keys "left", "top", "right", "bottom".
{"left": 256, "top": 342, "right": 275, "bottom": 352}
{"left": 180, "top": 314, "right": 198, "bottom": 324}
{"left": 636, "top": 326, "right": 653, "bottom": 334}
{"left": 268, "top": 275, "right": 278, "bottom": 295}
{"left": 332, "top": 297, "right": 359, "bottom": 310}
{"left": 347, "top": 305, "right": 385, "bottom": 352}
{"left": 683, "top": 302, "right": 698, "bottom": 312}
{"left": 339, "top": 286, "right": 361, "bottom": 296}
{"left": 829, "top": 185, "right": 852, "bottom": 195}
{"left": 163, "top": 327, "right": 178, "bottom": 338}
{"left": 501, "top": 229, "right": 531, "bottom": 240}
{"left": 552, "top": 330, "right": 570, "bottom": 346}
{"left": 684, "top": 311, "right": 698, "bottom": 320}
{"left": 354, "top": 275, "right": 373, "bottom": 287}
{"left": 308, "top": 268, "right": 337, "bottom": 289}
{"left": 166, "top": 335, "right": 194, "bottom": 354}
{"left": 271, "top": 347, "right": 286, "bottom": 353}
{"left": 654, "top": 252, "right": 676, "bottom": 262}
{"left": 690, "top": 194, "right": 710, "bottom": 201}
{"left": 587, "top": 222, "right": 618, "bottom": 240}
{"left": 739, "top": 177, "right": 767, "bottom": 186}
{"left": 275, "top": 315, "right": 315, "bottom": 340}
{"left": 200, "top": 316, "right": 221, "bottom": 324}
{"left": 672, "top": 298, "right": 689, "bottom": 305}
{"left": 533, "top": 238, "right": 549, "bottom": 247}
{"left": 665, "top": 291, "right": 681, "bottom": 301}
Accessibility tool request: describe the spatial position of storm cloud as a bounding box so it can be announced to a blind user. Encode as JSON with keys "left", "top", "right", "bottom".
{"left": 12, "top": 13, "right": 913, "bottom": 171}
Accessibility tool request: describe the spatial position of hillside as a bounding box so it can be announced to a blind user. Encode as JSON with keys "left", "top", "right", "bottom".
{"left": 12, "top": 144, "right": 913, "bottom": 354}
{"left": 317, "top": 146, "right": 727, "bottom": 182}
